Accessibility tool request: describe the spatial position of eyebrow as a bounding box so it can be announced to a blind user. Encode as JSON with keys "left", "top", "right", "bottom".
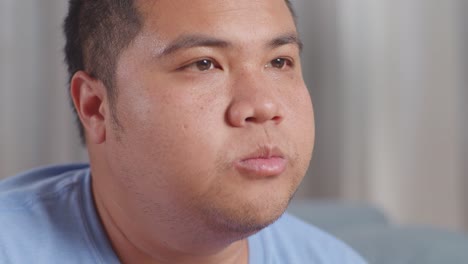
{"left": 157, "top": 35, "right": 230, "bottom": 58}
{"left": 268, "top": 33, "right": 303, "bottom": 52}
{"left": 157, "top": 32, "right": 303, "bottom": 58}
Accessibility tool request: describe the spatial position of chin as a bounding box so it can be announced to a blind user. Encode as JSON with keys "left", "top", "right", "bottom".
{"left": 201, "top": 189, "right": 293, "bottom": 238}
{"left": 194, "top": 165, "right": 303, "bottom": 241}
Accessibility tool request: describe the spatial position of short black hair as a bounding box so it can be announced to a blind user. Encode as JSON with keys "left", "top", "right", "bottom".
{"left": 64, "top": 0, "right": 142, "bottom": 144}
{"left": 63, "top": 0, "right": 296, "bottom": 145}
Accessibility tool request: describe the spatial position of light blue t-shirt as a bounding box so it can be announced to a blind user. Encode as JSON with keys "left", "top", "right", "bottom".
{"left": 0, "top": 164, "right": 366, "bottom": 263}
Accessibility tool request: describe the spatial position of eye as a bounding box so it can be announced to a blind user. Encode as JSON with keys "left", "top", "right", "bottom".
{"left": 184, "top": 59, "right": 217, "bottom": 72}
{"left": 267, "top": 58, "right": 293, "bottom": 69}
{"left": 195, "top": 59, "right": 214, "bottom": 71}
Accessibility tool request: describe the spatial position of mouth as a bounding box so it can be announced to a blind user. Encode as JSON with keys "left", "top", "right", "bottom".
{"left": 234, "top": 146, "right": 287, "bottom": 178}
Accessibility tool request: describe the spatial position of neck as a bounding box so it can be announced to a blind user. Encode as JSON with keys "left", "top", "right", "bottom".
{"left": 91, "top": 176, "right": 250, "bottom": 264}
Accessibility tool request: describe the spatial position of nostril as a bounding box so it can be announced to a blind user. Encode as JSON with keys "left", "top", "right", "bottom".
{"left": 272, "top": 116, "right": 281, "bottom": 122}
{"left": 245, "top": 115, "right": 282, "bottom": 123}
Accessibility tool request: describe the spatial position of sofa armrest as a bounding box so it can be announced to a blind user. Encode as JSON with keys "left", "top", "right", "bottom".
{"left": 287, "top": 200, "right": 389, "bottom": 232}
{"left": 287, "top": 200, "right": 468, "bottom": 264}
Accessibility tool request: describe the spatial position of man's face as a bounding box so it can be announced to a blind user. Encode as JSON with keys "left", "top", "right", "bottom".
{"left": 105, "top": 0, "right": 314, "bottom": 239}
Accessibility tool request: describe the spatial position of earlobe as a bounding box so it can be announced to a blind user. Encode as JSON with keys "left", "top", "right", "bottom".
{"left": 70, "top": 71, "right": 107, "bottom": 144}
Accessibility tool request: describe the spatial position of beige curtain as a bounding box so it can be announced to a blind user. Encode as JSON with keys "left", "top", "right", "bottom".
{"left": 460, "top": 0, "right": 468, "bottom": 232}
{"left": 294, "top": 0, "right": 467, "bottom": 231}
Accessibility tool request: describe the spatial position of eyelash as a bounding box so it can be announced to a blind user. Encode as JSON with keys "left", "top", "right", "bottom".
{"left": 179, "top": 58, "right": 220, "bottom": 72}
{"left": 179, "top": 57, "right": 294, "bottom": 72}
{"left": 266, "top": 57, "right": 294, "bottom": 69}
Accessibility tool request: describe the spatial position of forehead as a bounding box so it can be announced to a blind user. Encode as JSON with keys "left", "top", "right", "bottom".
{"left": 136, "top": 0, "right": 296, "bottom": 42}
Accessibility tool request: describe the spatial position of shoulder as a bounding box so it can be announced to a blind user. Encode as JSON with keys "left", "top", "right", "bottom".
{"left": 0, "top": 163, "right": 91, "bottom": 228}
{"left": 0, "top": 163, "right": 90, "bottom": 206}
{"left": 250, "top": 213, "right": 367, "bottom": 263}
{"left": 0, "top": 164, "right": 100, "bottom": 263}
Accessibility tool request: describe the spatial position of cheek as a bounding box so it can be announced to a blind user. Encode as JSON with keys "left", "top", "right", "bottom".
{"left": 284, "top": 80, "right": 314, "bottom": 126}
{"left": 114, "top": 85, "right": 227, "bottom": 195}
{"left": 286, "top": 84, "right": 315, "bottom": 160}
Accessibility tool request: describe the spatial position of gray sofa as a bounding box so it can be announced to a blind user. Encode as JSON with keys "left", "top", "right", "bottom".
{"left": 287, "top": 200, "right": 468, "bottom": 264}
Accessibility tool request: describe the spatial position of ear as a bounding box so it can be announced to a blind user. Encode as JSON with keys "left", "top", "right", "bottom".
{"left": 70, "top": 71, "right": 108, "bottom": 144}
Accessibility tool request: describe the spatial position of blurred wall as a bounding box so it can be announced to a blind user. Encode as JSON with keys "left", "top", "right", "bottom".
{"left": 293, "top": 0, "right": 344, "bottom": 198}
{"left": 0, "top": 1, "right": 86, "bottom": 177}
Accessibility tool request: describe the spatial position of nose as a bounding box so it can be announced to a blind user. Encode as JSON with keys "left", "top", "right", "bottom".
{"left": 226, "top": 73, "right": 284, "bottom": 127}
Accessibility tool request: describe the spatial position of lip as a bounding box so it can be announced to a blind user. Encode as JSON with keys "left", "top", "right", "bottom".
{"left": 234, "top": 146, "right": 287, "bottom": 178}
